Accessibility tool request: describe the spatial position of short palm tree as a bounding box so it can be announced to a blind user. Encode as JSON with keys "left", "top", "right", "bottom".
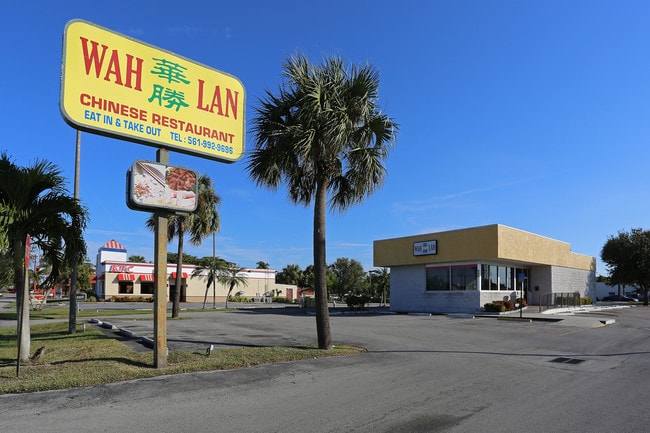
{"left": 217, "top": 264, "right": 248, "bottom": 308}
{"left": 0, "top": 152, "right": 88, "bottom": 359}
{"left": 191, "top": 255, "right": 229, "bottom": 309}
{"left": 369, "top": 267, "right": 390, "bottom": 305}
{"left": 247, "top": 53, "right": 398, "bottom": 349}
{"left": 146, "top": 174, "right": 221, "bottom": 318}
{"left": 276, "top": 264, "right": 304, "bottom": 285}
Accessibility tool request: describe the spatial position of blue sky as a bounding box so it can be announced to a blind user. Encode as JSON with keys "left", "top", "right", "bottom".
{"left": 3, "top": 1, "right": 649, "bottom": 274}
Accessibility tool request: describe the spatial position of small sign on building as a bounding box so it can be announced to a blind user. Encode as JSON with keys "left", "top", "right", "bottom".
{"left": 414, "top": 240, "right": 437, "bottom": 256}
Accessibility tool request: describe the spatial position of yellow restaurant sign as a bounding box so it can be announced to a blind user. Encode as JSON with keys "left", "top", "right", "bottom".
{"left": 60, "top": 20, "right": 245, "bottom": 163}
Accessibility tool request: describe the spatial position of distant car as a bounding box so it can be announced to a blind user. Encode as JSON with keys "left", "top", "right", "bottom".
{"left": 601, "top": 294, "right": 638, "bottom": 302}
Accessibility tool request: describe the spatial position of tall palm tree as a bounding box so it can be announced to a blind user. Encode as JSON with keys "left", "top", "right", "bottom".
{"left": 0, "top": 152, "right": 88, "bottom": 360}
{"left": 247, "top": 54, "right": 398, "bottom": 349}
{"left": 147, "top": 174, "right": 221, "bottom": 317}
{"left": 218, "top": 264, "right": 248, "bottom": 308}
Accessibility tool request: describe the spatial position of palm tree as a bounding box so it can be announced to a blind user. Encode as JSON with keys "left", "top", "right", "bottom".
{"left": 247, "top": 54, "right": 398, "bottom": 349}
{"left": 218, "top": 264, "right": 249, "bottom": 308}
{"left": 190, "top": 255, "right": 229, "bottom": 309}
{"left": 276, "top": 264, "right": 304, "bottom": 285}
{"left": 0, "top": 152, "right": 88, "bottom": 360}
{"left": 369, "top": 267, "right": 390, "bottom": 306}
{"left": 147, "top": 174, "right": 221, "bottom": 318}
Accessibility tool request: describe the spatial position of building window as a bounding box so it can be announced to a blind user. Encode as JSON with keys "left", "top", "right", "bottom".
{"left": 118, "top": 282, "right": 133, "bottom": 294}
{"left": 481, "top": 265, "right": 499, "bottom": 290}
{"left": 140, "top": 282, "right": 154, "bottom": 295}
{"left": 451, "top": 265, "right": 478, "bottom": 290}
{"left": 499, "top": 266, "right": 508, "bottom": 290}
{"left": 480, "top": 265, "right": 527, "bottom": 291}
{"left": 515, "top": 268, "right": 528, "bottom": 291}
{"left": 426, "top": 266, "right": 449, "bottom": 291}
{"left": 427, "top": 265, "right": 477, "bottom": 291}
{"left": 506, "top": 267, "right": 515, "bottom": 291}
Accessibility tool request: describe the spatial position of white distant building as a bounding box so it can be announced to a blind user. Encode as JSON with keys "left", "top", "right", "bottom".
{"left": 594, "top": 282, "right": 636, "bottom": 300}
{"left": 94, "top": 239, "right": 298, "bottom": 302}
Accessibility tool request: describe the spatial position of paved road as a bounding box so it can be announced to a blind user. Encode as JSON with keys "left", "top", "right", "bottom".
{"left": 1, "top": 305, "right": 649, "bottom": 432}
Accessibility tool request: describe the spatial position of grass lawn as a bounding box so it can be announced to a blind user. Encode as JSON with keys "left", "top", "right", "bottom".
{"left": 0, "top": 320, "right": 364, "bottom": 395}
{"left": 0, "top": 304, "right": 211, "bottom": 321}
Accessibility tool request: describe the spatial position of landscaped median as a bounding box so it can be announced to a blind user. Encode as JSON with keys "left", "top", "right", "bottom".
{"left": 0, "top": 321, "right": 365, "bottom": 395}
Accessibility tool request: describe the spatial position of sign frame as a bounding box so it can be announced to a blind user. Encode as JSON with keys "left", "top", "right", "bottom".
{"left": 60, "top": 19, "right": 245, "bottom": 163}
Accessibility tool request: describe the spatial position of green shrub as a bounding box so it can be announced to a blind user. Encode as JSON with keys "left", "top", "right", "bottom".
{"left": 346, "top": 294, "right": 370, "bottom": 310}
{"left": 580, "top": 297, "right": 593, "bottom": 305}
{"left": 484, "top": 301, "right": 506, "bottom": 312}
{"left": 229, "top": 296, "right": 252, "bottom": 303}
{"left": 110, "top": 296, "right": 154, "bottom": 303}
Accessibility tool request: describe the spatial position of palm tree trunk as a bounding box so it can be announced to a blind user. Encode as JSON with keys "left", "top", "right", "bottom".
{"left": 68, "top": 257, "right": 78, "bottom": 334}
{"left": 172, "top": 229, "right": 184, "bottom": 318}
{"left": 13, "top": 236, "right": 30, "bottom": 361}
{"left": 226, "top": 283, "right": 234, "bottom": 308}
{"left": 313, "top": 180, "right": 332, "bottom": 349}
{"left": 212, "top": 277, "right": 217, "bottom": 309}
{"left": 202, "top": 282, "right": 209, "bottom": 309}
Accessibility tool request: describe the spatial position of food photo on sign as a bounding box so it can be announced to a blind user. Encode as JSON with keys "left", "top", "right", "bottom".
{"left": 127, "top": 160, "right": 197, "bottom": 213}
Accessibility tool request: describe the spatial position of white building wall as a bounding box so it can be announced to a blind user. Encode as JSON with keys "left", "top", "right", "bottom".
{"left": 390, "top": 265, "right": 481, "bottom": 314}
{"left": 550, "top": 266, "right": 595, "bottom": 299}
{"left": 529, "top": 266, "right": 552, "bottom": 305}
{"left": 594, "top": 282, "right": 636, "bottom": 300}
{"left": 389, "top": 265, "right": 425, "bottom": 313}
{"left": 479, "top": 290, "right": 519, "bottom": 308}
{"left": 98, "top": 250, "right": 127, "bottom": 262}
{"left": 95, "top": 249, "right": 128, "bottom": 298}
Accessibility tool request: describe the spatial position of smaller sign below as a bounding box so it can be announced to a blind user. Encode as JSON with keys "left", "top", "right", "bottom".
{"left": 414, "top": 240, "right": 437, "bottom": 256}
{"left": 127, "top": 160, "right": 198, "bottom": 213}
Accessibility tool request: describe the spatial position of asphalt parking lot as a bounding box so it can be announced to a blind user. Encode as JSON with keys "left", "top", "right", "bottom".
{"left": 89, "top": 303, "right": 611, "bottom": 353}
{"left": 2, "top": 301, "right": 650, "bottom": 433}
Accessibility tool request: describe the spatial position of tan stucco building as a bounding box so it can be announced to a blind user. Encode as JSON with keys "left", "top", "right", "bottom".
{"left": 373, "top": 224, "right": 596, "bottom": 314}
